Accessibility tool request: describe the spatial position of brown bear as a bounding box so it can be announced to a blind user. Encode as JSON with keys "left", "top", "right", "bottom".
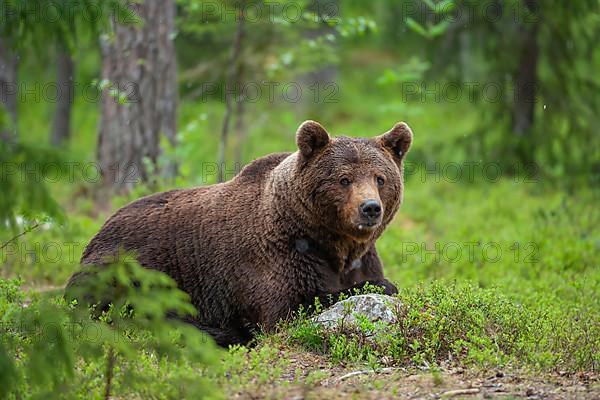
{"left": 66, "top": 120, "right": 413, "bottom": 346}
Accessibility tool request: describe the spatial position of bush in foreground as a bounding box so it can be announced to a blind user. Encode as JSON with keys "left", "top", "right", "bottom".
{"left": 0, "top": 257, "right": 222, "bottom": 399}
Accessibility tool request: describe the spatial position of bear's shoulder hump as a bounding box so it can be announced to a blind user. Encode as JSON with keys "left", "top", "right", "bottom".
{"left": 237, "top": 152, "right": 291, "bottom": 181}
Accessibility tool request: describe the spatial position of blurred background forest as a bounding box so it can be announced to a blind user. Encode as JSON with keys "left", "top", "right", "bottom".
{"left": 1, "top": 0, "right": 599, "bottom": 398}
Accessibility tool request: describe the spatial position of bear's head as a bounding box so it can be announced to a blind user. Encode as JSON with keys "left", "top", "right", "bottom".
{"left": 294, "top": 120, "right": 413, "bottom": 242}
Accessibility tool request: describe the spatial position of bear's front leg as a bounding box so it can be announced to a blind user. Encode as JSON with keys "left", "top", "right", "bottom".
{"left": 342, "top": 245, "right": 398, "bottom": 295}
{"left": 370, "top": 278, "right": 398, "bottom": 295}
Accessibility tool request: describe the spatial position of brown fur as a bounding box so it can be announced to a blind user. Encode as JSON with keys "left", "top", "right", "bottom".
{"left": 66, "top": 121, "right": 413, "bottom": 346}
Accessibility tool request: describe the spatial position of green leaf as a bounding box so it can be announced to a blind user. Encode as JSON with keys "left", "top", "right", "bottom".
{"left": 405, "top": 17, "right": 429, "bottom": 38}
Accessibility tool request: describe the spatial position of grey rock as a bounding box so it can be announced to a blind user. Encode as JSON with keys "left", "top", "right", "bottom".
{"left": 313, "top": 294, "right": 400, "bottom": 329}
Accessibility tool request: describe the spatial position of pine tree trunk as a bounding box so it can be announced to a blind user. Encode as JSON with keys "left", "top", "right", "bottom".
{"left": 51, "top": 43, "right": 74, "bottom": 146}
{"left": 510, "top": 0, "right": 539, "bottom": 169}
{"left": 0, "top": 39, "right": 19, "bottom": 140}
{"left": 305, "top": 0, "right": 339, "bottom": 85}
{"left": 512, "top": 0, "right": 538, "bottom": 138}
{"left": 98, "top": 0, "right": 177, "bottom": 192}
{"left": 218, "top": 3, "right": 246, "bottom": 183}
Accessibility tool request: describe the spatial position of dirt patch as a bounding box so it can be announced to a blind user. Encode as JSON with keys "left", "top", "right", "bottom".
{"left": 227, "top": 348, "right": 600, "bottom": 399}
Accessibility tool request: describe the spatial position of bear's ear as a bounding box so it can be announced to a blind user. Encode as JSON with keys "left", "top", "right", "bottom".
{"left": 376, "top": 122, "right": 413, "bottom": 162}
{"left": 296, "top": 120, "right": 330, "bottom": 159}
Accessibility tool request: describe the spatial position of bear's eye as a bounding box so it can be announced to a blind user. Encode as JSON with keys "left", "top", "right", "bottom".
{"left": 340, "top": 178, "right": 351, "bottom": 187}
{"left": 376, "top": 176, "right": 385, "bottom": 187}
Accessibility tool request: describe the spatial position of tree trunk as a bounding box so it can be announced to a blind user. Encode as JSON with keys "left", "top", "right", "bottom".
{"left": 512, "top": 0, "right": 539, "bottom": 137}
{"left": 218, "top": 3, "right": 246, "bottom": 183}
{"left": 51, "top": 43, "right": 74, "bottom": 146}
{"left": 307, "top": 0, "right": 339, "bottom": 83}
{"left": 98, "top": 0, "right": 177, "bottom": 192}
{"left": 297, "top": 0, "right": 339, "bottom": 117}
{"left": 0, "top": 39, "right": 19, "bottom": 140}
{"left": 233, "top": 63, "right": 246, "bottom": 170}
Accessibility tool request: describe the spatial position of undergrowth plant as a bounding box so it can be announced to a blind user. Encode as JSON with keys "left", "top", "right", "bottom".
{"left": 0, "top": 256, "right": 223, "bottom": 399}
{"left": 281, "top": 281, "right": 600, "bottom": 373}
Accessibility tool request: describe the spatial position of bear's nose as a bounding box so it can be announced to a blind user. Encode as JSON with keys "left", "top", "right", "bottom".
{"left": 359, "top": 200, "right": 382, "bottom": 219}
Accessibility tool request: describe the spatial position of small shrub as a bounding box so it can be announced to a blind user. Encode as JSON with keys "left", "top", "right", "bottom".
{"left": 0, "top": 256, "right": 223, "bottom": 399}
{"left": 284, "top": 281, "right": 600, "bottom": 372}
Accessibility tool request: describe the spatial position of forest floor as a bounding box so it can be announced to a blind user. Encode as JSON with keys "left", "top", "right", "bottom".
{"left": 15, "top": 285, "right": 600, "bottom": 399}
{"left": 226, "top": 348, "right": 600, "bottom": 399}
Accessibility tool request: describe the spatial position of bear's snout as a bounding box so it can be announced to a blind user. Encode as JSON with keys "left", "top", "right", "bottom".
{"left": 359, "top": 199, "right": 382, "bottom": 224}
{"left": 358, "top": 199, "right": 383, "bottom": 230}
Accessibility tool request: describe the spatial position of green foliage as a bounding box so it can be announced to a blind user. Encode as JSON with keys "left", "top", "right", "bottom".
{"left": 285, "top": 306, "right": 325, "bottom": 352}
{"left": 0, "top": 0, "right": 132, "bottom": 51}
{"left": 178, "top": 0, "right": 332, "bottom": 83}
{"left": 0, "top": 140, "right": 64, "bottom": 230}
{"left": 177, "top": 0, "right": 376, "bottom": 101}
{"left": 285, "top": 281, "right": 600, "bottom": 372}
{"left": 398, "top": 0, "right": 600, "bottom": 182}
{"left": 221, "top": 344, "right": 289, "bottom": 385}
{"left": 0, "top": 256, "right": 222, "bottom": 399}
{"left": 405, "top": 0, "right": 455, "bottom": 39}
